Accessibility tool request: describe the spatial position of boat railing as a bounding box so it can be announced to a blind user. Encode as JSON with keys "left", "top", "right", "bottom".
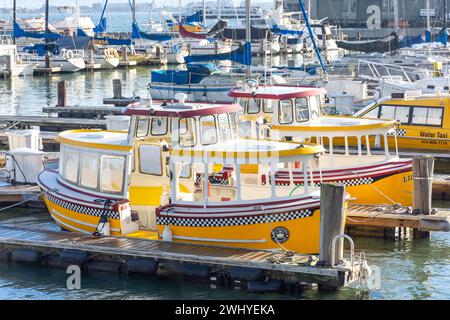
{"left": 357, "top": 59, "right": 432, "bottom": 82}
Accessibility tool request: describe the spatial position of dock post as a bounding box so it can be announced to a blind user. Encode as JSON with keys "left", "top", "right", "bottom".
{"left": 122, "top": 45, "right": 128, "bottom": 62}
{"left": 413, "top": 155, "right": 434, "bottom": 239}
{"left": 319, "top": 183, "right": 346, "bottom": 267}
{"left": 57, "top": 80, "right": 67, "bottom": 107}
{"left": 112, "top": 79, "right": 123, "bottom": 99}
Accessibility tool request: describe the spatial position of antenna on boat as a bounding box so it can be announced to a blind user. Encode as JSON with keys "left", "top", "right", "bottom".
{"left": 298, "top": 0, "right": 327, "bottom": 78}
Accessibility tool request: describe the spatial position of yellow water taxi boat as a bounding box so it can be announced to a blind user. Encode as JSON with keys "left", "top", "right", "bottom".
{"left": 355, "top": 91, "right": 450, "bottom": 152}
{"left": 37, "top": 99, "right": 327, "bottom": 254}
{"left": 228, "top": 84, "right": 413, "bottom": 206}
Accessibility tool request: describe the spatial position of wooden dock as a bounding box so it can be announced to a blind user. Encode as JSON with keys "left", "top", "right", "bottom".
{"left": 0, "top": 183, "right": 43, "bottom": 207}
{"left": 0, "top": 116, "right": 106, "bottom": 131}
{"left": 345, "top": 204, "right": 450, "bottom": 239}
{"left": 433, "top": 174, "right": 450, "bottom": 200}
{"left": 42, "top": 105, "right": 124, "bottom": 118}
{"left": 0, "top": 225, "right": 365, "bottom": 291}
{"left": 33, "top": 67, "right": 61, "bottom": 75}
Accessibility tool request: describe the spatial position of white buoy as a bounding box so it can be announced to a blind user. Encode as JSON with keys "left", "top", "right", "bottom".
{"left": 162, "top": 225, "right": 173, "bottom": 241}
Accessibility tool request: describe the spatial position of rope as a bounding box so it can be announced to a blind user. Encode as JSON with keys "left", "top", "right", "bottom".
{"left": 0, "top": 191, "right": 43, "bottom": 212}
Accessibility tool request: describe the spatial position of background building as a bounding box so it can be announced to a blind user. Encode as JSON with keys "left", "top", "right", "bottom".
{"left": 285, "top": 0, "right": 448, "bottom": 29}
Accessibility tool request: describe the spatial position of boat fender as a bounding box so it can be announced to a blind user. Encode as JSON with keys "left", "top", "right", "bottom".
{"left": 86, "top": 260, "right": 123, "bottom": 273}
{"left": 113, "top": 49, "right": 119, "bottom": 58}
{"left": 228, "top": 267, "right": 265, "bottom": 281}
{"left": 126, "top": 258, "right": 158, "bottom": 274}
{"left": 103, "top": 48, "right": 108, "bottom": 58}
{"left": 43, "top": 254, "right": 64, "bottom": 268}
{"left": 65, "top": 50, "right": 74, "bottom": 60}
{"left": 60, "top": 249, "right": 90, "bottom": 265}
{"left": 247, "top": 279, "right": 283, "bottom": 293}
{"left": 60, "top": 48, "right": 67, "bottom": 58}
{"left": 162, "top": 225, "right": 173, "bottom": 241}
{"left": 12, "top": 248, "right": 40, "bottom": 263}
{"left": 180, "top": 262, "right": 210, "bottom": 279}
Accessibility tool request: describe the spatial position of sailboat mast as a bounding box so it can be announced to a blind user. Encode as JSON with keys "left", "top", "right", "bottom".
{"left": 217, "top": 0, "right": 221, "bottom": 20}
{"left": 426, "top": 0, "right": 431, "bottom": 31}
{"left": 45, "top": 0, "right": 49, "bottom": 42}
{"left": 245, "top": 0, "right": 251, "bottom": 76}
{"left": 75, "top": 0, "right": 80, "bottom": 32}
{"left": 445, "top": 0, "right": 448, "bottom": 30}
{"left": 202, "top": 0, "right": 206, "bottom": 25}
{"left": 298, "top": 0, "right": 326, "bottom": 75}
{"left": 132, "top": 0, "right": 136, "bottom": 23}
{"left": 12, "top": 0, "right": 16, "bottom": 44}
{"left": 393, "top": 0, "right": 399, "bottom": 32}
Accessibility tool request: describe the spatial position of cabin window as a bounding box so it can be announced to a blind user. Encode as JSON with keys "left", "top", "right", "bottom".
{"left": 380, "top": 105, "right": 410, "bottom": 124}
{"left": 100, "top": 156, "right": 125, "bottom": 193}
{"left": 247, "top": 98, "right": 260, "bottom": 114}
{"left": 364, "top": 106, "right": 380, "bottom": 118}
{"left": 262, "top": 99, "right": 273, "bottom": 113}
{"left": 136, "top": 117, "right": 149, "bottom": 138}
{"left": 80, "top": 154, "right": 98, "bottom": 189}
{"left": 200, "top": 115, "right": 218, "bottom": 145}
{"left": 309, "top": 96, "right": 320, "bottom": 120}
{"left": 151, "top": 117, "right": 168, "bottom": 136}
{"left": 139, "top": 144, "right": 162, "bottom": 176}
{"left": 217, "top": 113, "right": 232, "bottom": 142}
{"left": 64, "top": 151, "right": 79, "bottom": 183}
{"left": 411, "top": 107, "right": 443, "bottom": 126}
{"left": 295, "top": 98, "right": 309, "bottom": 122}
{"left": 178, "top": 117, "right": 196, "bottom": 147}
{"left": 279, "top": 99, "right": 293, "bottom": 124}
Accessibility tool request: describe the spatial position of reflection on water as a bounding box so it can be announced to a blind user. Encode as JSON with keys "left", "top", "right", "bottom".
{"left": 0, "top": 207, "right": 449, "bottom": 300}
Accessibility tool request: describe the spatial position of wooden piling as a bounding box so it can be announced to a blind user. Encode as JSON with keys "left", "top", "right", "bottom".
{"left": 112, "top": 79, "right": 123, "bottom": 99}
{"left": 319, "top": 183, "right": 346, "bottom": 267}
{"left": 413, "top": 155, "right": 434, "bottom": 239}
{"left": 57, "top": 80, "right": 67, "bottom": 107}
{"left": 122, "top": 45, "right": 128, "bottom": 62}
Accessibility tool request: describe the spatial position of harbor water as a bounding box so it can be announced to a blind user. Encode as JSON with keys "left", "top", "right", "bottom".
{"left": 0, "top": 204, "right": 449, "bottom": 300}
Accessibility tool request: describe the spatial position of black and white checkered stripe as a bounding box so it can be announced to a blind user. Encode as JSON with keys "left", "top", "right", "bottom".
{"left": 157, "top": 209, "right": 314, "bottom": 227}
{"left": 44, "top": 192, "right": 120, "bottom": 220}
{"left": 276, "top": 177, "right": 374, "bottom": 187}
{"left": 388, "top": 128, "right": 406, "bottom": 136}
{"left": 209, "top": 177, "right": 230, "bottom": 185}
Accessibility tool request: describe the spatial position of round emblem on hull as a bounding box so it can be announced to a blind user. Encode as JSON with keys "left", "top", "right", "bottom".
{"left": 271, "top": 226, "right": 290, "bottom": 244}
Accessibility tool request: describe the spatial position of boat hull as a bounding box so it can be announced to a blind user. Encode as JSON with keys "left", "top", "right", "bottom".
{"left": 156, "top": 199, "right": 321, "bottom": 254}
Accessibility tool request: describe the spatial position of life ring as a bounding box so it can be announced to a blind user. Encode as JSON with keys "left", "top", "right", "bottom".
{"left": 60, "top": 48, "right": 67, "bottom": 58}
{"left": 65, "top": 49, "right": 74, "bottom": 59}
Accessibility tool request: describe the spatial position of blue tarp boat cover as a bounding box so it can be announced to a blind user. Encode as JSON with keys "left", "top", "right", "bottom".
{"left": 399, "top": 30, "right": 431, "bottom": 48}
{"left": 184, "top": 11, "right": 202, "bottom": 24}
{"left": 77, "top": 28, "right": 132, "bottom": 45}
{"left": 151, "top": 63, "right": 218, "bottom": 85}
{"left": 56, "top": 36, "right": 91, "bottom": 50}
{"left": 13, "top": 22, "right": 60, "bottom": 40}
{"left": 184, "top": 42, "right": 252, "bottom": 65}
{"left": 272, "top": 24, "right": 303, "bottom": 36}
{"left": 22, "top": 43, "right": 59, "bottom": 56}
{"left": 131, "top": 22, "right": 172, "bottom": 41}
{"left": 93, "top": 17, "right": 107, "bottom": 34}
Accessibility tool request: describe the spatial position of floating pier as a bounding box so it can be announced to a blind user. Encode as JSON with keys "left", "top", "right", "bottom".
{"left": 32, "top": 66, "right": 61, "bottom": 75}
{"left": 0, "top": 116, "right": 106, "bottom": 131}
{"left": 0, "top": 184, "right": 371, "bottom": 292}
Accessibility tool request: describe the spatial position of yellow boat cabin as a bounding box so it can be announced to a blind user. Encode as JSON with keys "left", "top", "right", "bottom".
{"left": 355, "top": 91, "right": 450, "bottom": 153}
{"left": 38, "top": 98, "right": 329, "bottom": 254}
